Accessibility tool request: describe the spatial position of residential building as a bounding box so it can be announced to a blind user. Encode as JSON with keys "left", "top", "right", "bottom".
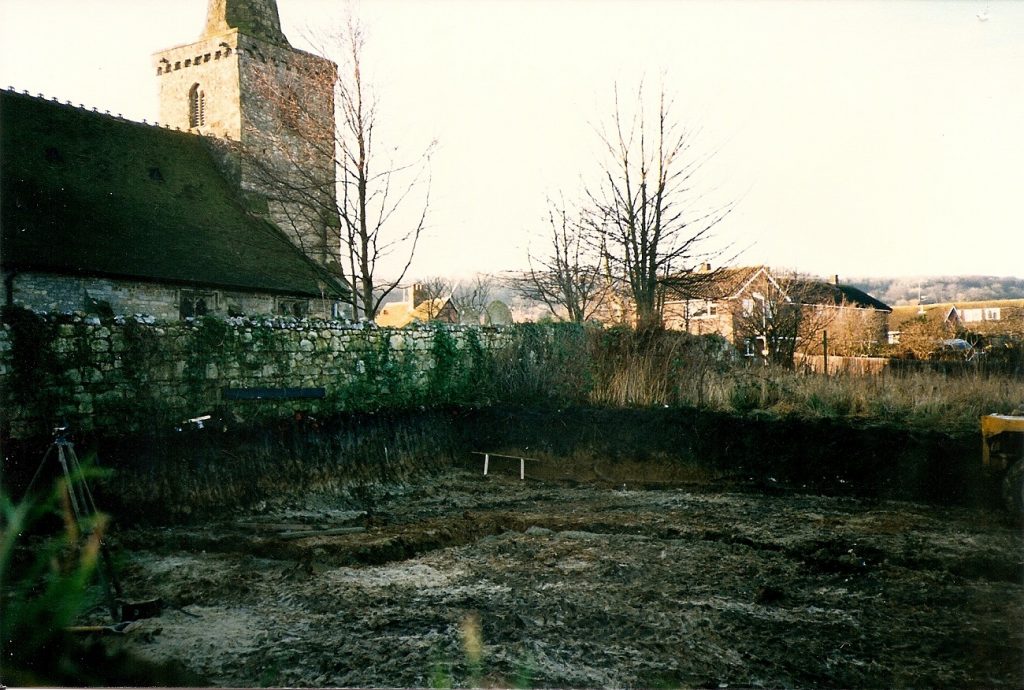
{"left": 663, "top": 266, "right": 891, "bottom": 357}
{"left": 889, "top": 299, "right": 1024, "bottom": 343}
{"left": 375, "top": 285, "right": 459, "bottom": 328}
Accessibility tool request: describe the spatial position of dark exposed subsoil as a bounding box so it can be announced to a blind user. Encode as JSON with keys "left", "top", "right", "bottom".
{"left": 96, "top": 468, "right": 1023, "bottom": 688}
{"left": 2, "top": 404, "right": 994, "bottom": 523}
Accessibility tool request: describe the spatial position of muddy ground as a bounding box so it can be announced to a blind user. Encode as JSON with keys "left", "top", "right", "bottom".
{"left": 91, "top": 465, "right": 1024, "bottom": 689}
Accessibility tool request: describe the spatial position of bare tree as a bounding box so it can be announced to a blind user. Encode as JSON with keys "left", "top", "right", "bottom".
{"left": 516, "top": 197, "right": 608, "bottom": 322}
{"left": 731, "top": 273, "right": 838, "bottom": 366}
{"left": 452, "top": 274, "right": 495, "bottom": 324}
{"left": 892, "top": 316, "right": 951, "bottom": 360}
{"left": 586, "top": 84, "right": 731, "bottom": 330}
{"left": 414, "top": 276, "right": 454, "bottom": 321}
{"left": 244, "top": 12, "right": 434, "bottom": 320}
{"left": 335, "top": 16, "right": 436, "bottom": 320}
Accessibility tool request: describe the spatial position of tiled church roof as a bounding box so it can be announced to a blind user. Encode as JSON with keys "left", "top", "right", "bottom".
{"left": 1, "top": 89, "right": 346, "bottom": 299}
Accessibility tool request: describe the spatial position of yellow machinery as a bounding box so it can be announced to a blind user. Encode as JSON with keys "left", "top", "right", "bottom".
{"left": 981, "top": 414, "right": 1024, "bottom": 470}
{"left": 981, "top": 413, "right": 1024, "bottom": 513}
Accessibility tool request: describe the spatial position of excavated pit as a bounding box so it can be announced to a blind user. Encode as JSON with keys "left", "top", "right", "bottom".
{"left": 9, "top": 406, "right": 1020, "bottom": 686}
{"left": 93, "top": 470, "right": 1022, "bottom": 688}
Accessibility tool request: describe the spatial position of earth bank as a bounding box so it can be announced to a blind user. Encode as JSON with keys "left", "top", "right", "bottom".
{"left": 2, "top": 405, "right": 996, "bottom": 522}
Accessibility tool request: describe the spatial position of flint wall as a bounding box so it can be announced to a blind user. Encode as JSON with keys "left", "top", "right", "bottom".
{"left": 0, "top": 311, "right": 508, "bottom": 439}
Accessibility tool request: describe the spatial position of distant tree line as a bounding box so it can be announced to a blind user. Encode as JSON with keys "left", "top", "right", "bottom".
{"left": 849, "top": 276, "right": 1024, "bottom": 307}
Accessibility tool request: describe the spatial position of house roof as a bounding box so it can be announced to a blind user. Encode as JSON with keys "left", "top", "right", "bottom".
{"left": 664, "top": 265, "right": 890, "bottom": 312}
{"left": 375, "top": 302, "right": 415, "bottom": 328}
{"left": 663, "top": 266, "right": 767, "bottom": 301}
{"left": 790, "top": 281, "right": 892, "bottom": 312}
{"left": 375, "top": 297, "right": 456, "bottom": 328}
{"left": 890, "top": 299, "right": 1024, "bottom": 329}
{"left": 889, "top": 305, "right": 947, "bottom": 329}
{"left": 1, "top": 90, "right": 346, "bottom": 299}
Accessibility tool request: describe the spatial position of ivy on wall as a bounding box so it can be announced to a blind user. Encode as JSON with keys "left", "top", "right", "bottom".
{"left": 102, "top": 316, "right": 167, "bottom": 431}
{"left": 333, "top": 329, "right": 418, "bottom": 411}
{"left": 1, "top": 313, "right": 581, "bottom": 439}
{"left": 183, "top": 316, "right": 235, "bottom": 406}
{"left": 427, "top": 326, "right": 461, "bottom": 403}
{"left": 1, "top": 306, "right": 69, "bottom": 428}
{"left": 120, "top": 317, "right": 161, "bottom": 384}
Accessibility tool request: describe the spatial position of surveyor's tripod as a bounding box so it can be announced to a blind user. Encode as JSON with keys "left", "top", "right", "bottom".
{"left": 25, "top": 426, "right": 124, "bottom": 622}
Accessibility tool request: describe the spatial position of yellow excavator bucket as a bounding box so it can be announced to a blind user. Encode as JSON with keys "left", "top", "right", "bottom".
{"left": 981, "top": 414, "right": 1024, "bottom": 470}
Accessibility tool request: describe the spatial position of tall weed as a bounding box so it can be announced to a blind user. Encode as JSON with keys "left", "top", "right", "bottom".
{"left": 485, "top": 325, "right": 1024, "bottom": 432}
{"left": 1, "top": 473, "right": 107, "bottom": 685}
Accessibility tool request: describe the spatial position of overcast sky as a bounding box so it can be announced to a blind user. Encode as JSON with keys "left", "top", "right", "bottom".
{"left": 2, "top": 0, "right": 1021, "bottom": 280}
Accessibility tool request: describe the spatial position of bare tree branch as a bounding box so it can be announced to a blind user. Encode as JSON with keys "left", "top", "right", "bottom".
{"left": 730, "top": 272, "right": 839, "bottom": 366}
{"left": 586, "top": 83, "right": 733, "bottom": 329}
{"left": 414, "top": 276, "right": 454, "bottom": 321}
{"left": 241, "top": 10, "right": 435, "bottom": 320}
{"left": 514, "top": 195, "right": 609, "bottom": 323}
{"left": 451, "top": 274, "right": 495, "bottom": 325}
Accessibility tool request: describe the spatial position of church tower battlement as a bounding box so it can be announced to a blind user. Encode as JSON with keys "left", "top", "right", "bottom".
{"left": 154, "top": 0, "right": 340, "bottom": 269}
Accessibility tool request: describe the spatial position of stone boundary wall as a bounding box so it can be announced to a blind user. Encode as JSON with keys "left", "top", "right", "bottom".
{"left": 0, "top": 311, "right": 510, "bottom": 439}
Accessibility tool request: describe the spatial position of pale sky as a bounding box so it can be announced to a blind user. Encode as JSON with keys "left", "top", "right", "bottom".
{"left": 1, "top": 0, "right": 1022, "bottom": 280}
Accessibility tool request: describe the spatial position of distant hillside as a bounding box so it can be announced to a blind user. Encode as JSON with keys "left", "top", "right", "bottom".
{"left": 847, "top": 276, "right": 1024, "bottom": 307}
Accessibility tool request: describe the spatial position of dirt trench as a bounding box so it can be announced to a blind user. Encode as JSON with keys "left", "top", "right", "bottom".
{"left": 2, "top": 404, "right": 997, "bottom": 524}
{"left": 96, "top": 471, "right": 1022, "bottom": 688}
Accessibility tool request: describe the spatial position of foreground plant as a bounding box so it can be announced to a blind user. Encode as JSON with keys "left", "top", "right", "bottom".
{"left": 0, "top": 475, "right": 107, "bottom": 685}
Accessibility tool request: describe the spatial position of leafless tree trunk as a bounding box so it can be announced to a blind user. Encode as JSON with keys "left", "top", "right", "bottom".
{"left": 586, "top": 84, "right": 731, "bottom": 330}
{"left": 335, "top": 16, "right": 434, "bottom": 320}
{"left": 243, "top": 12, "right": 434, "bottom": 320}
{"left": 514, "top": 197, "right": 608, "bottom": 323}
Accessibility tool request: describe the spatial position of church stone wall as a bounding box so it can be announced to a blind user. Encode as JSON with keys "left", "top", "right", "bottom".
{"left": 154, "top": 32, "right": 244, "bottom": 139}
{"left": 0, "top": 314, "right": 509, "bottom": 439}
{"left": 205, "top": 0, "right": 289, "bottom": 44}
{"left": 9, "top": 273, "right": 180, "bottom": 320}
{"left": 236, "top": 38, "right": 338, "bottom": 265}
{"left": 6, "top": 272, "right": 340, "bottom": 321}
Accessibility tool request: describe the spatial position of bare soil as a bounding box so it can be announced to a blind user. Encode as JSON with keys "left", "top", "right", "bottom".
{"left": 102, "top": 470, "right": 1022, "bottom": 688}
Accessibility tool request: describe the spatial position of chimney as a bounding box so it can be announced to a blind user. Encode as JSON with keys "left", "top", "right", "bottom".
{"left": 408, "top": 283, "right": 421, "bottom": 307}
{"left": 833, "top": 274, "right": 840, "bottom": 286}
{"left": 699, "top": 262, "right": 712, "bottom": 274}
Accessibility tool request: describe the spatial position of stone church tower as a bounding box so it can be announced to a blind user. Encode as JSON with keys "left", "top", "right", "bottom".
{"left": 154, "top": 0, "right": 340, "bottom": 268}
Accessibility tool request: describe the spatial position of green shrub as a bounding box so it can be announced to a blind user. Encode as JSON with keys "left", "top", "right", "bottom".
{"left": 1, "top": 472, "right": 108, "bottom": 685}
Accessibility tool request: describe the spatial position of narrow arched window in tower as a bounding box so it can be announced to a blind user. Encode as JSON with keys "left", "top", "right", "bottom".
{"left": 188, "top": 83, "right": 206, "bottom": 128}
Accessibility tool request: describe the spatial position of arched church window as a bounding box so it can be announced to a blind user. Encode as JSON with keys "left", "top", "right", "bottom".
{"left": 188, "top": 83, "right": 206, "bottom": 128}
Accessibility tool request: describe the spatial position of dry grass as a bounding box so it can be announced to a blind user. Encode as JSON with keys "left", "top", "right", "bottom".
{"left": 500, "top": 326, "right": 1024, "bottom": 434}
{"left": 712, "top": 367, "right": 1024, "bottom": 434}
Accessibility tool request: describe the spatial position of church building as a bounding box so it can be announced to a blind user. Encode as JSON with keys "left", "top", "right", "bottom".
{"left": 1, "top": 0, "right": 348, "bottom": 321}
